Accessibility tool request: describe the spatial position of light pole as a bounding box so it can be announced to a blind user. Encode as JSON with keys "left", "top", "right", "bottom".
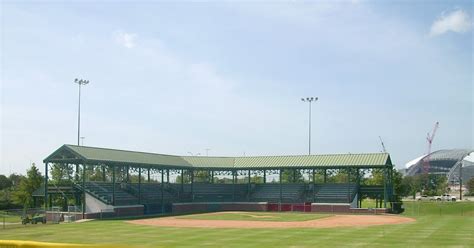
{"left": 301, "top": 97, "right": 318, "bottom": 155}
{"left": 205, "top": 148, "right": 211, "bottom": 156}
{"left": 75, "top": 78, "right": 90, "bottom": 146}
{"left": 80, "top": 137, "right": 85, "bottom": 146}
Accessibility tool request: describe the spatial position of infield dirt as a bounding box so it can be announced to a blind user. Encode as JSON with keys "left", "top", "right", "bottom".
{"left": 128, "top": 213, "right": 415, "bottom": 229}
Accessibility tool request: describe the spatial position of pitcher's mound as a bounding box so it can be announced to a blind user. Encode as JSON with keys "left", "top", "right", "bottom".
{"left": 128, "top": 214, "right": 415, "bottom": 229}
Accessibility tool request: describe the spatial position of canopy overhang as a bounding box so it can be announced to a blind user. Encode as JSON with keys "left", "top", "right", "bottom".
{"left": 44, "top": 144, "right": 393, "bottom": 170}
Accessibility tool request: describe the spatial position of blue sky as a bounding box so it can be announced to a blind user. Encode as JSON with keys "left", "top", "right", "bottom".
{"left": 1, "top": 1, "right": 472, "bottom": 175}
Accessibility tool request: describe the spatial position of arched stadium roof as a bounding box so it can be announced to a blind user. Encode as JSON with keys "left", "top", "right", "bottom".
{"left": 44, "top": 144, "right": 393, "bottom": 170}
{"left": 405, "top": 149, "right": 474, "bottom": 182}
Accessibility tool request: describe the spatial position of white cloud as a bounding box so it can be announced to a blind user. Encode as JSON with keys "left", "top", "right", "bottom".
{"left": 430, "top": 9, "right": 472, "bottom": 36}
{"left": 114, "top": 30, "right": 137, "bottom": 48}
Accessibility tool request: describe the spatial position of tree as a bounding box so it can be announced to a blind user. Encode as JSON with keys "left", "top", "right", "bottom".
{"left": 421, "top": 174, "right": 447, "bottom": 196}
{"left": 280, "top": 169, "right": 304, "bottom": 183}
{"left": 0, "top": 175, "right": 12, "bottom": 190}
{"left": 12, "top": 164, "right": 43, "bottom": 208}
{"left": 194, "top": 171, "right": 210, "bottom": 183}
{"left": 391, "top": 169, "right": 404, "bottom": 201}
{"left": 401, "top": 176, "right": 419, "bottom": 198}
{"left": 365, "top": 169, "right": 384, "bottom": 185}
{"left": 9, "top": 174, "right": 24, "bottom": 187}
{"left": 466, "top": 177, "right": 474, "bottom": 196}
{"left": 50, "top": 163, "right": 74, "bottom": 184}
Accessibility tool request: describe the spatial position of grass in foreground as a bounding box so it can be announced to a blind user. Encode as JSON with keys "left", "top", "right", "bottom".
{"left": 0, "top": 202, "right": 473, "bottom": 247}
{"left": 177, "top": 212, "right": 331, "bottom": 222}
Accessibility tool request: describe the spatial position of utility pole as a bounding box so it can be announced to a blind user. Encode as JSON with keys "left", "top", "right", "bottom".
{"left": 74, "top": 78, "right": 90, "bottom": 146}
{"left": 423, "top": 122, "right": 439, "bottom": 174}
{"left": 379, "top": 136, "right": 387, "bottom": 153}
{"left": 301, "top": 97, "right": 318, "bottom": 155}
{"left": 460, "top": 161, "right": 463, "bottom": 201}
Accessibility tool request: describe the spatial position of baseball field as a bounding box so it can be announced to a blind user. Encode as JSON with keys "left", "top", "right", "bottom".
{"left": 1, "top": 201, "right": 473, "bottom": 247}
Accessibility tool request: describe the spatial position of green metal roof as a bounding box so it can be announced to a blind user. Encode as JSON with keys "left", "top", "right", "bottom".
{"left": 44, "top": 144, "right": 392, "bottom": 169}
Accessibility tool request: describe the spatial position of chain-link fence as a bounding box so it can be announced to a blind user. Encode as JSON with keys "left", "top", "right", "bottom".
{"left": 1, "top": 206, "right": 84, "bottom": 230}
{"left": 402, "top": 200, "right": 474, "bottom": 217}
{"left": 0, "top": 208, "right": 46, "bottom": 229}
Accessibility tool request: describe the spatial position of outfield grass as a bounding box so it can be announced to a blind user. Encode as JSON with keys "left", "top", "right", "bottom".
{"left": 177, "top": 212, "right": 331, "bottom": 222}
{"left": 0, "top": 202, "right": 473, "bottom": 247}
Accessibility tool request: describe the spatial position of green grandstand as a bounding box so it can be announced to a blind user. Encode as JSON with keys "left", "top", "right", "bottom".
{"left": 37, "top": 144, "right": 395, "bottom": 219}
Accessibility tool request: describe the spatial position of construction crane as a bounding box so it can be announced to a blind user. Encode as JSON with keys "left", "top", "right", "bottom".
{"left": 378, "top": 136, "right": 387, "bottom": 153}
{"left": 422, "top": 122, "right": 439, "bottom": 174}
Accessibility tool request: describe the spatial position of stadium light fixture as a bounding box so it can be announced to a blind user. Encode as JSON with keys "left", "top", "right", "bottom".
{"left": 301, "top": 97, "right": 319, "bottom": 155}
{"left": 75, "top": 78, "right": 90, "bottom": 146}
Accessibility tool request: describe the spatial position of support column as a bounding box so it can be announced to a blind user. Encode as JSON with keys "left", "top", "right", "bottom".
{"left": 166, "top": 169, "right": 170, "bottom": 183}
{"left": 102, "top": 166, "right": 106, "bottom": 182}
{"left": 161, "top": 169, "right": 164, "bottom": 213}
{"left": 347, "top": 169, "right": 350, "bottom": 203}
{"left": 263, "top": 170, "right": 266, "bottom": 183}
{"left": 190, "top": 170, "right": 194, "bottom": 202}
{"left": 126, "top": 166, "right": 130, "bottom": 182}
{"left": 247, "top": 170, "right": 251, "bottom": 201}
{"left": 390, "top": 167, "right": 394, "bottom": 202}
{"left": 112, "top": 165, "right": 116, "bottom": 205}
{"left": 293, "top": 169, "right": 296, "bottom": 183}
{"left": 147, "top": 168, "right": 150, "bottom": 183}
{"left": 44, "top": 163, "right": 48, "bottom": 211}
{"left": 181, "top": 169, "right": 184, "bottom": 193}
{"left": 211, "top": 171, "right": 214, "bottom": 183}
{"left": 324, "top": 169, "right": 327, "bottom": 183}
{"left": 383, "top": 167, "right": 387, "bottom": 208}
{"left": 356, "top": 169, "right": 360, "bottom": 185}
{"left": 138, "top": 167, "right": 142, "bottom": 204}
{"left": 75, "top": 164, "right": 79, "bottom": 182}
{"left": 82, "top": 163, "right": 86, "bottom": 219}
{"left": 357, "top": 169, "right": 361, "bottom": 207}
{"left": 312, "top": 169, "right": 316, "bottom": 202}
{"left": 232, "top": 170, "right": 236, "bottom": 201}
{"left": 279, "top": 169, "right": 283, "bottom": 205}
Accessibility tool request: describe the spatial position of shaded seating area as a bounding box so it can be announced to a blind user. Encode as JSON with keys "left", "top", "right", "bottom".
{"left": 192, "top": 183, "right": 248, "bottom": 202}
{"left": 84, "top": 182, "right": 138, "bottom": 206}
{"left": 128, "top": 183, "right": 176, "bottom": 204}
{"left": 313, "top": 183, "right": 357, "bottom": 203}
{"left": 42, "top": 144, "right": 395, "bottom": 217}
{"left": 250, "top": 183, "right": 306, "bottom": 203}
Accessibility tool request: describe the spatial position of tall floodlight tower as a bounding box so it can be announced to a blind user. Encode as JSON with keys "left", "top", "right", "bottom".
{"left": 301, "top": 97, "right": 318, "bottom": 155}
{"left": 75, "top": 78, "right": 90, "bottom": 146}
{"left": 422, "top": 122, "right": 439, "bottom": 174}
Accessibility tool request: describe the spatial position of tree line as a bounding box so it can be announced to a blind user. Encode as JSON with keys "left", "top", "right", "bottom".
{"left": 2, "top": 163, "right": 473, "bottom": 210}
{"left": 0, "top": 164, "right": 43, "bottom": 209}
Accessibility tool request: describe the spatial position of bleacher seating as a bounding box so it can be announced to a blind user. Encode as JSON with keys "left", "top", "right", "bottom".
{"left": 128, "top": 183, "right": 176, "bottom": 204}
{"left": 250, "top": 183, "right": 305, "bottom": 203}
{"left": 84, "top": 182, "right": 138, "bottom": 206}
{"left": 82, "top": 181, "right": 358, "bottom": 206}
{"left": 313, "top": 183, "right": 357, "bottom": 203}
{"left": 191, "top": 183, "right": 248, "bottom": 202}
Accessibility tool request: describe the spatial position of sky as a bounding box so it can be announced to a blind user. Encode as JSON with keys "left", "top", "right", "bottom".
{"left": 1, "top": 1, "right": 473, "bottom": 175}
